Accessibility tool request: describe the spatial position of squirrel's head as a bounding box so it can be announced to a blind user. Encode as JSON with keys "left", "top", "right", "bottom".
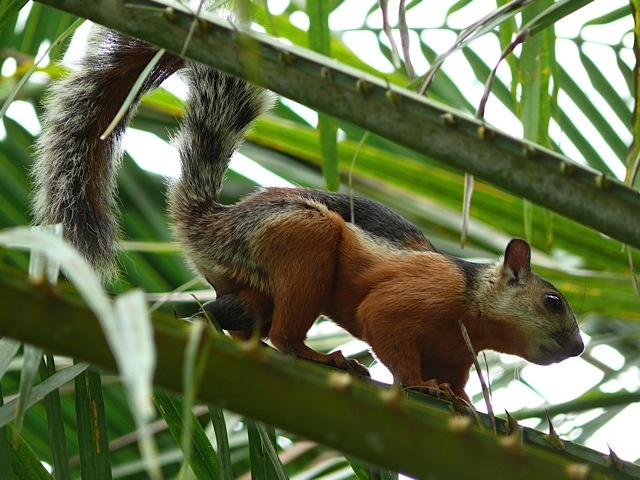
{"left": 478, "top": 238, "right": 584, "bottom": 365}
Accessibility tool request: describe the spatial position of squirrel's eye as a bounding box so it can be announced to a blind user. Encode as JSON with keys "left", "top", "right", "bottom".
{"left": 544, "top": 293, "right": 563, "bottom": 312}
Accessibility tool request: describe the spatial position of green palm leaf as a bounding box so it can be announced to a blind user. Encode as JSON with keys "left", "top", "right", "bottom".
{"left": 1, "top": 0, "right": 640, "bottom": 476}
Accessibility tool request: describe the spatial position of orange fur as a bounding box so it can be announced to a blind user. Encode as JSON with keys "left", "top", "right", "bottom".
{"left": 331, "top": 239, "right": 477, "bottom": 398}
{"left": 195, "top": 192, "right": 583, "bottom": 400}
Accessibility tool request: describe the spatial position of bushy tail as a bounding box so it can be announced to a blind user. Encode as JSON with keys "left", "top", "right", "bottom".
{"left": 168, "top": 62, "right": 275, "bottom": 242}
{"left": 32, "top": 27, "right": 184, "bottom": 280}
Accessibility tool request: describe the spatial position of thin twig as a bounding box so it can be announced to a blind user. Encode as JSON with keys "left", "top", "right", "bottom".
{"left": 627, "top": 246, "right": 639, "bottom": 296}
{"left": 180, "top": 0, "right": 206, "bottom": 57}
{"left": 629, "top": 149, "right": 640, "bottom": 187}
{"left": 398, "top": 0, "right": 416, "bottom": 80}
{"left": 0, "top": 18, "right": 84, "bottom": 120}
{"left": 457, "top": 318, "right": 496, "bottom": 434}
{"left": 418, "top": 0, "right": 533, "bottom": 96}
{"left": 476, "top": 29, "right": 530, "bottom": 121}
{"left": 348, "top": 131, "right": 371, "bottom": 224}
{"left": 460, "top": 173, "right": 474, "bottom": 247}
{"left": 100, "top": 48, "right": 166, "bottom": 139}
{"left": 379, "top": 0, "right": 401, "bottom": 69}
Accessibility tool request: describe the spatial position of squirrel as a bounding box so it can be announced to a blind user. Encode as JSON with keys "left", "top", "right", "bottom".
{"left": 32, "top": 25, "right": 584, "bottom": 401}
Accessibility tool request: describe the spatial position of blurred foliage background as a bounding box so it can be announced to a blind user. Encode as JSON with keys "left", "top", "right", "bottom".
{"left": 0, "top": 0, "right": 639, "bottom": 478}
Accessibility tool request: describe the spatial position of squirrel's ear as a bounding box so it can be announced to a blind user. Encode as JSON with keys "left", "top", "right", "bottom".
{"left": 502, "top": 238, "right": 531, "bottom": 284}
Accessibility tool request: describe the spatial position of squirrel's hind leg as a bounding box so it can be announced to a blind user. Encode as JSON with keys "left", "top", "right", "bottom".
{"left": 269, "top": 256, "right": 369, "bottom": 377}
{"left": 269, "top": 312, "right": 370, "bottom": 377}
{"left": 198, "top": 289, "right": 273, "bottom": 333}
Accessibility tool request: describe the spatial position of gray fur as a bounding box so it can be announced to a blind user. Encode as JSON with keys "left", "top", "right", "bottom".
{"left": 167, "top": 62, "right": 275, "bottom": 285}
{"left": 32, "top": 27, "right": 183, "bottom": 280}
{"left": 32, "top": 27, "right": 116, "bottom": 276}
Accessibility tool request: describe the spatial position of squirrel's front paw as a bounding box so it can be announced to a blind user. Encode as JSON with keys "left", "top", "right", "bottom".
{"left": 405, "top": 379, "right": 446, "bottom": 399}
{"left": 326, "top": 351, "right": 370, "bottom": 377}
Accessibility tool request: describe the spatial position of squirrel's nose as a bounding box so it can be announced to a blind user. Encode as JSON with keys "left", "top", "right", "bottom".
{"left": 568, "top": 335, "right": 584, "bottom": 357}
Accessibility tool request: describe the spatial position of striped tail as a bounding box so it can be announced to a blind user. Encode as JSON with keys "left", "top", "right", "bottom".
{"left": 32, "top": 28, "right": 183, "bottom": 279}
{"left": 169, "top": 61, "right": 275, "bottom": 232}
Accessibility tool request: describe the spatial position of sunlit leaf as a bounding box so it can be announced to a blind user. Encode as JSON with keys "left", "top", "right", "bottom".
{"left": 38, "top": 355, "right": 72, "bottom": 480}
{"left": 75, "top": 367, "right": 112, "bottom": 480}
